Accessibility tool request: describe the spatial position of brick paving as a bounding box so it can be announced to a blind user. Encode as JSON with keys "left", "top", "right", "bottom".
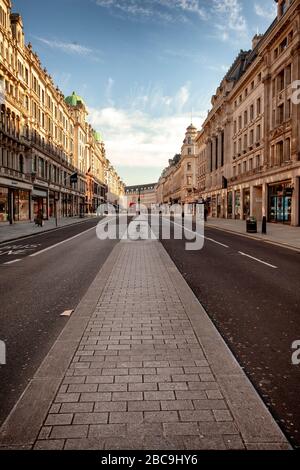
{"left": 31, "top": 241, "right": 239, "bottom": 450}
{"left": 25, "top": 239, "right": 288, "bottom": 450}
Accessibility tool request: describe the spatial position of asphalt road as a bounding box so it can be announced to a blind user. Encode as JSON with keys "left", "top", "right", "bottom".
{"left": 159, "top": 217, "right": 300, "bottom": 448}
{"left": 0, "top": 216, "right": 121, "bottom": 427}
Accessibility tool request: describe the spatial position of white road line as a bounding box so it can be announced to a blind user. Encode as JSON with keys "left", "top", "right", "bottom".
{"left": 60, "top": 310, "right": 73, "bottom": 317}
{"left": 4, "top": 259, "right": 21, "bottom": 265}
{"left": 30, "top": 218, "right": 112, "bottom": 258}
{"left": 168, "top": 219, "right": 229, "bottom": 249}
{"left": 238, "top": 251, "right": 278, "bottom": 269}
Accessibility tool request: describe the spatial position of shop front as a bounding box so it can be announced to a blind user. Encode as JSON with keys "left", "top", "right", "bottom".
{"left": 0, "top": 184, "right": 31, "bottom": 223}
{"left": 243, "top": 188, "right": 250, "bottom": 220}
{"left": 268, "top": 181, "right": 293, "bottom": 224}
{"left": 32, "top": 188, "right": 48, "bottom": 220}
{"left": 234, "top": 190, "right": 241, "bottom": 219}
{"left": 227, "top": 191, "right": 233, "bottom": 219}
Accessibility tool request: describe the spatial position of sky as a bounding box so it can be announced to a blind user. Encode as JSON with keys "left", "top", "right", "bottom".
{"left": 13, "top": 0, "right": 277, "bottom": 185}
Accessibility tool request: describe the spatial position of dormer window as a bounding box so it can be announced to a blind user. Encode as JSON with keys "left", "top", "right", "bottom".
{"left": 281, "top": 0, "right": 287, "bottom": 16}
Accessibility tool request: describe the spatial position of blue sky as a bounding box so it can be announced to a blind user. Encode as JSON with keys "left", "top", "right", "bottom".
{"left": 13, "top": 0, "right": 277, "bottom": 185}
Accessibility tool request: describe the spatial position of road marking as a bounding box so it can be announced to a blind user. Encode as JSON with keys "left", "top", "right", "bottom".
{"left": 60, "top": 310, "right": 73, "bottom": 317}
{"left": 3, "top": 259, "right": 21, "bottom": 265}
{"left": 29, "top": 217, "right": 118, "bottom": 258}
{"left": 168, "top": 219, "right": 229, "bottom": 248}
{"left": 238, "top": 251, "right": 278, "bottom": 269}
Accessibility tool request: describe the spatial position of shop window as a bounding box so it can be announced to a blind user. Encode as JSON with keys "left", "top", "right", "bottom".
{"left": 0, "top": 187, "right": 9, "bottom": 222}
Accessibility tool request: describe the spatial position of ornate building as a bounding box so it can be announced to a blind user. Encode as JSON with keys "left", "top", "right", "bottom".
{"left": 156, "top": 124, "right": 199, "bottom": 205}
{"left": 125, "top": 183, "right": 157, "bottom": 209}
{"left": 198, "top": 0, "right": 300, "bottom": 225}
{"left": 157, "top": 0, "right": 300, "bottom": 226}
{"left": 0, "top": 0, "right": 124, "bottom": 223}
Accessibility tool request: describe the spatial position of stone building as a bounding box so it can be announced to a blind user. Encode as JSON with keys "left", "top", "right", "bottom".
{"left": 0, "top": 0, "right": 123, "bottom": 223}
{"left": 198, "top": 0, "right": 300, "bottom": 226}
{"left": 125, "top": 183, "right": 157, "bottom": 209}
{"left": 156, "top": 124, "right": 199, "bottom": 206}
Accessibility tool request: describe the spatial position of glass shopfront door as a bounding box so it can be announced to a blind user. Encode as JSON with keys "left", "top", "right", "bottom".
{"left": 268, "top": 183, "right": 292, "bottom": 224}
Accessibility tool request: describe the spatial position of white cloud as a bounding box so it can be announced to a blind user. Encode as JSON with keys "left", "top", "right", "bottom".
{"left": 88, "top": 105, "right": 205, "bottom": 171}
{"left": 254, "top": 3, "right": 277, "bottom": 21}
{"left": 212, "top": 0, "right": 247, "bottom": 32}
{"left": 95, "top": 0, "right": 207, "bottom": 23}
{"left": 35, "top": 37, "right": 94, "bottom": 56}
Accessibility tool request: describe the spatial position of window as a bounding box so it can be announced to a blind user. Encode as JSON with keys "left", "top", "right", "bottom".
{"left": 238, "top": 115, "right": 242, "bottom": 130}
{"left": 286, "top": 138, "right": 291, "bottom": 161}
{"left": 278, "top": 104, "right": 284, "bottom": 124}
{"left": 251, "top": 81, "right": 254, "bottom": 90}
{"left": 244, "top": 110, "right": 248, "bottom": 126}
{"left": 244, "top": 134, "right": 247, "bottom": 150}
{"left": 278, "top": 70, "right": 285, "bottom": 92}
{"left": 257, "top": 73, "right": 262, "bottom": 83}
{"left": 187, "top": 147, "right": 192, "bottom": 155}
{"left": 250, "top": 104, "right": 254, "bottom": 120}
{"left": 256, "top": 155, "right": 260, "bottom": 168}
{"left": 277, "top": 141, "right": 284, "bottom": 164}
{"left": 256, "top": 125, "right": 261, "bottom": 142}
{"left": 279, "top": 37, "right": 288, "bottom": 54}
{"left": 249, "top": 158, "right": 253, "bottom": 170}
{"left": 257, "top": 98, "right": 261, "bottom": 115}
{"left": 250, "top": 129, "right": 254, "bottom": 145}
{"left": 286, "top": 99, "right": 291, "bottom": 119}
{"left": 234, "top": 121, "right": 237, "bottom": 134}
{"left": 286, "top": 64, "right": 292, "bottom": 86}
{"left": 187, "top": 163, "right": 192, "bottom": 171}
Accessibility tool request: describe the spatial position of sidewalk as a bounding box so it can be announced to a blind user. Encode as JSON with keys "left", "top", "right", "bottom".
{"left": 0, "top": 239, "right": 291, "bottom": 450}
{"left": 206, "top": 218, "right": 300, "bottom": 251}
{"left": 0, "top": 216, "right": 96, "bottom": 244}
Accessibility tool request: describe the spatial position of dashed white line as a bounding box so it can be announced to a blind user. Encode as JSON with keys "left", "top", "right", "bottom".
{"left": 30, "top": 218, "right": 113, "bottom": 258}
{"left": 4, "top": 259, "right": 21, "bottom": 265}
{"left": 168, "top": 219, "right": 229, "bottom": 249}
{"left": 238, "top": 251, "right": 278, "bottom": 269}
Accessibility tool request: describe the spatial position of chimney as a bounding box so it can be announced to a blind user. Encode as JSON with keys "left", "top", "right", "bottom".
{"left": 252, "top": 34, "right": 263, "bottom": 49}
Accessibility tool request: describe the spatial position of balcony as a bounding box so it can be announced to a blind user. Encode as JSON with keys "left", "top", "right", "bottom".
{"left": 0, "top": 166, "right": 32, "bottom": 183}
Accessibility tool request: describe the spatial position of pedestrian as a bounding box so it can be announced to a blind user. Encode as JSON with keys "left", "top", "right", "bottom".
{"left": 35, "top": 209, "right": 43, "bottom": 227}
{"left": 204, "top": 204, "right": 208, "bottom": 222}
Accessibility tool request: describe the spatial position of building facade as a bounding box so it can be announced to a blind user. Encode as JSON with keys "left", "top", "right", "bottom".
{"left": 0, "top": 0, "right": 123, "bottom": 223}
{"left": 156, "top": 124, "right": 199, "bottom": 206}
{"left": 156, "top": 0, "right": 300, "bottom": 226}
{"left": 125, "top": 183, "right": 157, "bottom": 209}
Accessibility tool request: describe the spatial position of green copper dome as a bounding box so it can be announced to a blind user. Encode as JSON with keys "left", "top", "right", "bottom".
{"left": 65, "top": 91, "right": 85, "bottom": 107}
{"left": 94, "top": 131, "right": 102, "bottom": 142}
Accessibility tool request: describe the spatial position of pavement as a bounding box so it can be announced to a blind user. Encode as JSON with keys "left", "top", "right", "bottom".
{"left": 161, "top": 217, "right": 300, "bottom": 448}
{"left": 0, "top": 232, "right": 291, "bottom": 450}
{"left": 205, "top": 218, "right": 300, "bottom": 251}
{"left": 0, "top": 217, "right": 119, "bottom": 428}
{"left": 0, "top": 216, "right": 97, "bottom": 244}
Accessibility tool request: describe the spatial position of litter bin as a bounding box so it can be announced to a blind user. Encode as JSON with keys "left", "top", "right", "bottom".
{"left": 246, "top": 216, "right": 257, "bottom": 234}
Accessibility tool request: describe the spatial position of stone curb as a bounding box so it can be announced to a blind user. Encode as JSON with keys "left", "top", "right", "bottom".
{"left": 0, "top": 243, "right": 122, "bottom": 449}
{"left": 205, "top": 223, "right": 300, "bottom": 253}
{"left": 156, "top": 243, "right": 292, "bottom": 450}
